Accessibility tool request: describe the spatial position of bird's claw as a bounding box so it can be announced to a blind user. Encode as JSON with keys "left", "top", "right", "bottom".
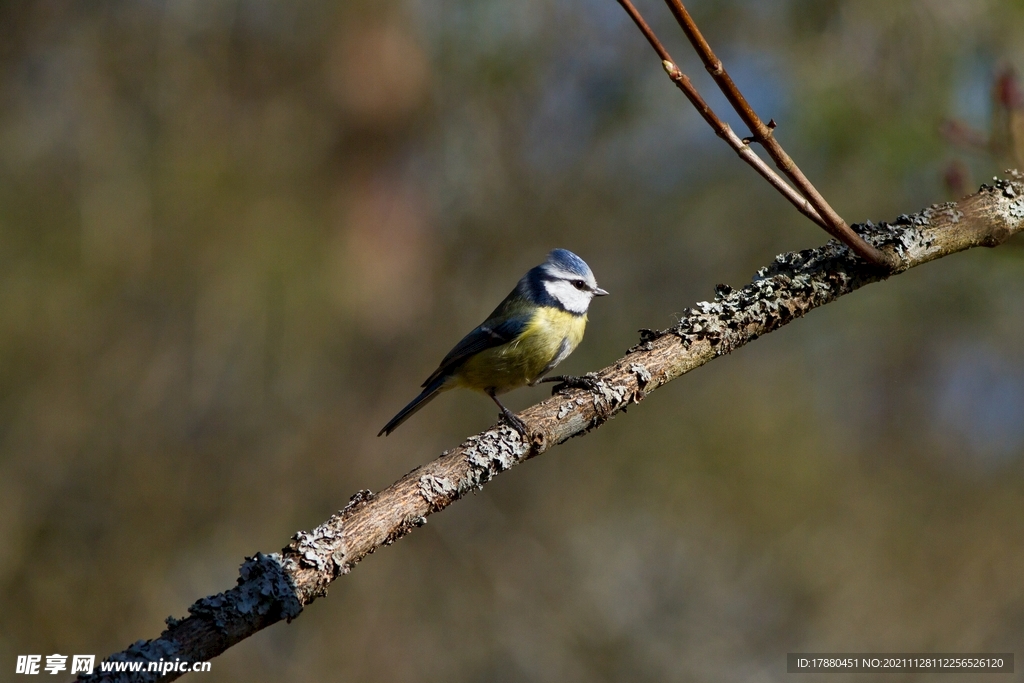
{"left": 548, "top": 373, "right": 600, "bottom": 395}
{"left": 498, "top": 410, "right": 530, "bottom": 437}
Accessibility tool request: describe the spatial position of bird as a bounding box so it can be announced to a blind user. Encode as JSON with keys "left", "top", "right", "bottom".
{"left": 379, "top": 248, "right": 608, "bottom": 437}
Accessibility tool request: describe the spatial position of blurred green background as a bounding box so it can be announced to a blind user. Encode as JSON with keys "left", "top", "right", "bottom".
{"left": 2, "top": 1, "right": 1023, "bottom": 681}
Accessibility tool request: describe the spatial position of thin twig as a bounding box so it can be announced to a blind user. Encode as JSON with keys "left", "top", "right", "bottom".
{"left": 80, "top": 177, "right": 1024, "bottom": 682}
{"left": 658, "top": 0, "right": 897, "bottom": 269}
{"left": 615, "top": 0, "right": 829, "bottom": 230}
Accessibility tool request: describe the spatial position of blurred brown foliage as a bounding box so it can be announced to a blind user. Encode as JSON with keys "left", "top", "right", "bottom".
{"left": 1, "top": 1, "right": 1023, "bottom": 681}
{"left": 942, "top": 64, "right": 1024, "bottom": 195}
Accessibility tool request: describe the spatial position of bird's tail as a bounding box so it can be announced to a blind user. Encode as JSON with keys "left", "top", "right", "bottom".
{"left": 378, "top": 376, "right": 450, "bottom": 436}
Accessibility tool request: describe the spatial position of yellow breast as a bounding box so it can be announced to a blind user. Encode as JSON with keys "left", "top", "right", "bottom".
{"left": 456, "top": 307, "right": 587, "bottom": 394}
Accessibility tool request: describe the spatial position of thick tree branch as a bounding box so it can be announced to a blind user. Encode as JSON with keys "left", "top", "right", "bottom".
{"left": 79, "top": 178, "right": 1024, "bottom": 682}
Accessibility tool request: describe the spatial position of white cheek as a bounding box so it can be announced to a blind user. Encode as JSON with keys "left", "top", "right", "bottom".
{"left": 544, "top": 280, "right": 591, "bottom": 314}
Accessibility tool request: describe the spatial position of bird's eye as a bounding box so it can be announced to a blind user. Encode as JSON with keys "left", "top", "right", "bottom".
{"left": 571, "top": 280, "right": 587, "bottom": 291}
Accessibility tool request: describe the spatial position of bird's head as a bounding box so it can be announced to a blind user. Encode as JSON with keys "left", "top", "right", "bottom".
{"left": 534, "top": 248, "right": 608, "bottom": 314}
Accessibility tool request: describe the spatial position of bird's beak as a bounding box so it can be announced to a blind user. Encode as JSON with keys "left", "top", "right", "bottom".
{"left": 593, "top": 286, "right": 609, "bottom": 296}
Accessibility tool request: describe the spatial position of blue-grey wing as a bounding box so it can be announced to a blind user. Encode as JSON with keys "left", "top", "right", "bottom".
{"left": 422, "top": 308, "right": 530, "bottom": 388}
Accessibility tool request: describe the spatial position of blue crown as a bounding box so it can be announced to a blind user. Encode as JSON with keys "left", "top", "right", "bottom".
{"left": 546, "top": 249, "right": 591, "bottom": 277}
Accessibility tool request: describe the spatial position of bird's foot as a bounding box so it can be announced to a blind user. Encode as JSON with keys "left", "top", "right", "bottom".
{"left": 497, "top": 408, "right": 529, "bottom": 438}
{"left": 542, "top": 372, "right": 601, "bottom": 395}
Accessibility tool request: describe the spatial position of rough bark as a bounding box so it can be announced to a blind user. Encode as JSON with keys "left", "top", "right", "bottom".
{"left": 79, "top": 177, "right": 1024, "bottom": 682}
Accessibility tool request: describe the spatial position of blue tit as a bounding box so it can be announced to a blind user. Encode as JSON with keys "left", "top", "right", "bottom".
{"left": 379, "top": 248, "right": 608, "bottom": 437}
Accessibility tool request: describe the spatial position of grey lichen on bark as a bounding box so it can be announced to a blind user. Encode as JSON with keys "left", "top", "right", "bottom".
{"left": 79, "top": 177, "right": 1024, "bottom": 682}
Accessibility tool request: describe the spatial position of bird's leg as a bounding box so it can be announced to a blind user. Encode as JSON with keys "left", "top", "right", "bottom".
{"left": 537, "top": 372, "right": 601, "bottom": 395}
{"left": 487, "top": 390, "right": 529, "bottom": 437}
